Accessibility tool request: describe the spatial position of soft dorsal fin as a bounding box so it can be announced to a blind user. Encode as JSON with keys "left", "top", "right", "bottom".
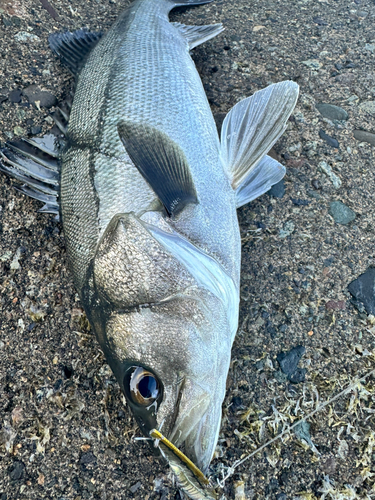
{"left": 49, "top": 29, "right": 103, "bottom": 75}
{"left": 172, "top": 22, "right": 224, "bottom": 49}
{"left": 118, "top": 122, "right": 198, "bottom": 217}
{"left": 220, "top": 81, "right": 299, "bottom": 189}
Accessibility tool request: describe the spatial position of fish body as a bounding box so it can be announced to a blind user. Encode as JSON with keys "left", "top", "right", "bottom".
{"left": 0, "top": 0, "right": 299, "bottom": 489}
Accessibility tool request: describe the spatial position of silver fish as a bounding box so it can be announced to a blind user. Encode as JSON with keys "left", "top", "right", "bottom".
{"left": 0, "top": 0, "right": 298, "bottom": 495}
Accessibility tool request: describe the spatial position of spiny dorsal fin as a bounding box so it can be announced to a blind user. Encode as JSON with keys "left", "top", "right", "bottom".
{"left": 49, "top": 29, "right": 103, "bottom": 75}
{"left": 172, "top": 22, "right": 224, "bottom": 49}
{"left": 118, "top": 122, "right": 198, "bottom": 217}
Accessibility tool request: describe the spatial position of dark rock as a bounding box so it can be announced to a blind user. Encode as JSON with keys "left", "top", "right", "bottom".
{"left": 8, "top": 460, "right": 26, "bottom": 482}
{"left": 278, "top": 324, "right": 288, "bottom": 333}
{"left": 345, "top": 62, "right": 356, "bottom": 68}
{"left": 316, "top": 103, "right": 348, "bottom": 121}
{"left": 328, "top": 201, "right": 356, "bottom": 224}
{"left": 79, "top": 452, "right": 97, "bottom": 466}
{"left": 348, "top": 268, "right": 375, "bottom": 315}
{"left": 9, "top": 89, "right": 22, "bottom": 103}
{"left": 290, "top": 198, "right": 310, "bottom": 206}
{"left": 130, "top": 481, "right": 142, "bottom": 494}
{"left": 265, "top": 478, "right": 280, "bottom": 495}
{"left": 31, "top": 125, "right": 42, "bottom": 135}
{"left": 268, "top": 179, "right": 285, "bottom": 198}
{"left": 335, "top": 63, "right": 343, "bottom": 70}
{"left": 353, "top": 130, "right": 375, "bottom": 146}
{"left": 276, "top": 494, "right": 287, "bottom": 500}
{"left": 231, "top": 395, "right": 243, "bottom": 408}
{"left": 319, "top": 129, "right": 339, "bottom": 148}
{"left": 22, "top": 85, "right": 57, "bottom": 108}
{"left": 325, "top": 300, "right": 346, "bottom": 310}
{"left": 288, "top": 367, "right": 306, "bottom": 383}
{"left": 277, "top": 345, "right": 305, "bottom": 383}
{"left": 311, "top": 179, "right": 322, "bottom": 190}
{"left": 313, "top": 17, "right": 328, "bottom": 25}
{"left": 323, "top": 256, "right": 334, "bottom": 266}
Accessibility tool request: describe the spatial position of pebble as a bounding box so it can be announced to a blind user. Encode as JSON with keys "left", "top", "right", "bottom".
{"left": 328, "top": 201, "right": 356, "bottom": 224}
{"left": 279, "top": 220, "right": 295, "bottom": 238}
{"left": 14, "top": 32, "right": 40, "bottom": 43}
{"left": 319, "top": 129, "right": 339, "bottom": 148}
{"left": 277, "top": 345, "right": 306, "bottom": 383}
{"left": 130, "top": 481, "right": 142, "bottom": 494}
{"left": 359, "top": 101, "right": 375, "bottom": 116}
{"left": 31, "top": 125, "right": 42, "bottom": 135}
{"left": 353, "top": 130, "right": 375, "bottom": 146}
{"left": 268, "top": 179, "right": 285, "bottom": 198}
{"left": 8, "top": 460, "right": 26, "bottom": 482}
{"left": 302, "top": 59, "right": 322, "bottom": 70}
{"left": 13, "top": 126, "right": 25, "bottom": 136}
{"left": 325, "top": 300, "right": 346, "bottom": 310}
{"left": 348, "top": 268, "right": 375, "bottom": 315}
{"left": 9, "top": 89, "right": 22, "bottom": 103}
{"left": 318, "top": 161, "right": 341, "bottom": 189}
{"left": 22, "top": 85, "right": 57, "bottom": 108}
{"left": 311, "top": 179, "right": 322, "bottom": 190}
{"left": 291, "top": 198, "right": 310, "bottom": 206}
{"left": 316, "top": 103, "right": 348, "bottom": 121}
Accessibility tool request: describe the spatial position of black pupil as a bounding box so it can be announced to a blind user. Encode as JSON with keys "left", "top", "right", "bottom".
{"left": 138, "top": 375, "right": 157, "bottom": 399}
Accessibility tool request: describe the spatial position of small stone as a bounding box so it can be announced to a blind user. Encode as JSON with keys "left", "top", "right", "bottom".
{"left": 290, "top": 198, "right": 310, "bottom": 206}
{"left": 311, "top": 179, "right": 322, "bottom": 190}
{"left": 319, "top": 129, "right": 339, "bottom": 148}
{"left": 22, "top": 85, "right": 57, "bottom": 108}
{"left": 302, "top": 59, "right": 322, "bottom": 70}
{"left": 14, "top": 32, "right": 40, "bottom": 43}
{"left": 348, "top": 268, "right": 375, "bottom": 315}
{"left": 9, "top": 89, "right": 22, "bottom": 103}
{"left": 328, "top": 201, "right": 356, "bottom": 224}
{"left": 277, "top": 345, "right": 305, "bottom": 383}
{"left": 318, "top": 161, "right": 341, "bottom": 189}
{"left": 13, "top": 126, "right": 25, "bottom": 137}
{"left": 253, "top": 25, "right": 266, "bottom": 32}
{"left": 31, "top": 125, "right": 42, "bottom": 135}
{"left": 316, "top": 103, "right": 348, "bottom": 121}
{"left": 279, "top": 220, "right": 294, "bottom": 238}
{"left": 79, "top": 452, "right": 97, "bottom": 466}
{"left": 364, "top": 43, "right": 375, "bottom": 53}
{"left": 129, "top": 481, "right": 142, "bottom": 494}
{"left": 359, "top": 101, "right": 375, "bottom": 116}
{"left": 325, "top": 300, "right": 346, "bottom": 310}
{"left": 8, "top": 460, "right": 26, "bottom": 482}
{"left": 268, "top": 179, "right": 285, "bottom": 198}
{"left": 353, "top": 130, "right": 375, "bottom": 146}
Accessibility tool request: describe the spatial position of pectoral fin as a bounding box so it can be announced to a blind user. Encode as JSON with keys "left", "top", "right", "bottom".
{"left": 118, "top": 122, "right": 198, "bottom": 217}
{"left": 220, "top": 81, "right": 299, "bottom": 189}
{"left": 235, "top": 155, "right": 285, "bottom": 208}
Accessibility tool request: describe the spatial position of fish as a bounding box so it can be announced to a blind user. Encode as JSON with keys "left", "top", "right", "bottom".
{"left": 0, "top": 0, "right": 298, "bottom": 496}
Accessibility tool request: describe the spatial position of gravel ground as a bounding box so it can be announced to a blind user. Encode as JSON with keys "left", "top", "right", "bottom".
{"left": 0, "top": 0, "right": 375, "bottom": 499}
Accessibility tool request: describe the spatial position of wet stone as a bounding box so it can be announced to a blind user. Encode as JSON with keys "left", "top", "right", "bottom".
{"left": 268, "top": 179, "right": 285, "bottom": 198}
{"left": 319, "top": 129, "right": 339, "bottom": 148}
{"left": 316, "top": 103, "right": 348, "bottom": 121}
{"left": 353, "top": 130, "right": 375, "bottom": 146}
{"left": 9, "top": 89, "right": 22, "bottom": 103}
{"left": 328, "top": 201, "right": 356, "bottom": 224}
{"left": 22, "top": 85, "right": 57, "bottom": 108}
{"left": 348, "top": 268, "right": 375, "bottom": 315}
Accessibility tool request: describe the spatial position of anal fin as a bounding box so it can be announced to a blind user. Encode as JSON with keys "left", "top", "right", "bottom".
{"left": 118, "top": 122, "right": 198, "bottom": 217}
{"left": 235, "top": 155, "right": 285, "bottom": 208}
{"left": 172, "top": 22, "right": 224, "bottom": 49}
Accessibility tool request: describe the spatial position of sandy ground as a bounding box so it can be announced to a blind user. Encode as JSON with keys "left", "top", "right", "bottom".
{"left": 0, "top": 0, "right": 375, "bottom": 499}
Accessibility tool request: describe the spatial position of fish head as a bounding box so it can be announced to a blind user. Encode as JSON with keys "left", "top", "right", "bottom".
{"left": 85, "top": 213, "right": 238, "bottom": 471}
{"left": 104, "top": 292, "right": 232, "bottom": 471}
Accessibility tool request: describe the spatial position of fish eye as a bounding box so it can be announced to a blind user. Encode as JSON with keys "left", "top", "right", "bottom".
{"left": 124, "top": 366, "right": 161, "bottom": 407}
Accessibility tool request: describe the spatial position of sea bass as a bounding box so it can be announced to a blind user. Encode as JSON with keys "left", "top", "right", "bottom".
{"left": 0, "top": 0, "right": 298, "bottom": 495}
